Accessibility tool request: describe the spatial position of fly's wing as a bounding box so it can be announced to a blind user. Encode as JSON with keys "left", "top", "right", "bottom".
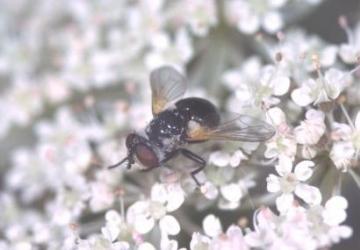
{"left": 186, "top": 114, "right": 275, "bottom": 142}
{"left": 150, "top": 66, "right": 187, "bottom": 115}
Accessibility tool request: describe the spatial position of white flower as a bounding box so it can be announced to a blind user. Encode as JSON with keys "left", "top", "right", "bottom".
{"left": 5, "top": 79, "right": 43, "bottom": 126}
{"left": 323, "top": 196, "right": 348, "bottom": 226}
{"left": 138, "top": 242, "right": 156, "bottom": 250}
{"left": 339, "top": 21, "right": 360, "bottom": 64}
{"left": 159, "top": 215, "right": 181, "bottom": 236}
{"left": 200, "top": 181, "right": 219, "bottom": 200}
{"left": 294, "top": 109, "right": 326, "bottom": 145}
{"left": 210, "top": 225, "right": 249, "bottom": 250}
{"left": 145, "top": 29, "right": 193, "bottom": 70}
{"left": 224, "top": 62, "right": 290, "bottom": 110}
{"left": 225, "top": 0, "right": 285, "bottom": 34}
{"left": 268, "top": 29, "right": 338, "bottom": 74}
{"left": 218, "top": 175, "right": 256, "bottom": 210}
{"left": 190, "top": 232, "right": 211, "bottom": 250}
{"left": 209, "top": 150, "right": 247, "bottom": 168}
{"left": 203, "top": 215, "right": 222, "bottom": 238}
{"left": 183, "top": 0, "right": 217, "bottom": 36}
{"left": 291, "top": 68, "right": 352, "bottom": 106}
{"left": 126, "top": 183, "right": 184, "bottom": 235}
{"left": 265, "top": 107, "right": 297, "bottom": 160}
{"left": 306, "top": 196, "right": 352, "bottom": 247}
{"left": 267, "top": 157, "right": 321, "bottom": 213}
{"left": 352, "top": 111, "right": 360, "bottom": 150}
{"left": 329, "top": 111, "right": 360, "bottom": 170}
{"left": 330, "top": 141, "right": 355, "bottom": 171}
{"left": 89, "top": 182, "right": 115, "bottom": 212}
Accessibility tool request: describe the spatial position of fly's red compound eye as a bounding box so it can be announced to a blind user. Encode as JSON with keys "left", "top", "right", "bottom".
{"left": 135, "top": 144, "right": 159, "bottom": 169}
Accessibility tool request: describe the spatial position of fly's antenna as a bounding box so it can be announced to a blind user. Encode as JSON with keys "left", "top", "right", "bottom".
{"left": 108, "top": 157, "right": 128, "bottom": 169}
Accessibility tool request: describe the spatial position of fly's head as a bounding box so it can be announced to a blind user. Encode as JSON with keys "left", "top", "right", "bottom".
{"left": 125, "top": 133, "right": 160, "bottom": 170}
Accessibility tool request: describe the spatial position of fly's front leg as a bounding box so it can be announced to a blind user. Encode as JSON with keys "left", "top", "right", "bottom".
{"left": 179, "top": 148, "right": 206, "bottom": 186}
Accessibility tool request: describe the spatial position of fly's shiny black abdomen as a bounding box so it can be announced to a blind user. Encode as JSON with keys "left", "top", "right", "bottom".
{"left": 146, "top": 97, "right": 220, "bottom": 150}
{"left": 175, "top": 97, "right": 220, "bottom": 128}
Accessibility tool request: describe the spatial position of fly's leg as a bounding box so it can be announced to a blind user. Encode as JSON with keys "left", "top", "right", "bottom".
{"left": 179, "top": 149, "right": 206, "bottom": 186}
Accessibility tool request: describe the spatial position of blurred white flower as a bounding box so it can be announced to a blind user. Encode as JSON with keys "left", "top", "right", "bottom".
{"left": 183, "top": 0, "right": 217, "bottom": 36}
{"left": 203, "top": 214, "right": 222, "bottom": 237}
{"left": 5, "top": 78, "right": 43, "bottom": 126}
{"left": 339, "top": 20, "right": 360, "bottom": 64}
{"left": 291, "top": 68, "right": 352, "bottom": 106}
{"left": 145, "top": 29, "right": 193, "bottom": 70}
{"left": 294, "top": 109, "right": 326, "bottom": 145}
{"left": 190, "top": 232, "right": 211, "bottom": 250}
{"left": 330, "top": 141, "right": 355, "bottom": 171}
{"left": 218, "top": 175, "right": 256, "bottom": 210}
{"left": 268, "top": 29, "right": 338, "bottom": 74}
{"left": 191, "top": 217, "right": 249, "bottom": 250}
{"left": 126, "top": 183, "right": 184, "bottom": 235}
{"left": 224, "top": 61, "right": 290, "bottom": 110}
{"left": 330, "top": 111, "right": 360, "bottom": 170}
{"left": 265, "top": 107, "right": 297, "bottom": 160}
{"left": 267, "top": 156, "right": 320, "bottom": 213}
{"left": 209, "top": 150, "right": 247, "bottom": 168}
{"left": 89, "top": 182, "right": 115, "bottom": 212}
{"left": 225, "top": 0, "right": 285, "bottom": 34}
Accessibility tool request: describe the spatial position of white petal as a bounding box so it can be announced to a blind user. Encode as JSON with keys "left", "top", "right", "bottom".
{"left": 101, "top": 225, "right": 119, "bottom": 242}
{"left": 201, "top": 181, "right": 219, "bottom": 200}
{"left": 203, "top": 214, "right": 223, "bottom": 237}
{"left": 275, "top": 155, "right": 293, "bottom": 176}
{"left": 165, "top": 184, "right": 185, "bottom": 212}
{"left": 268, "top": 0, "right": 288, "bottom": 8}
{"left": 337, "top": 225, "right": 353, "bottom": 238}
{"left": 209, "top": 151, "right": 230, "bottom": 167}
{"left": 262, "top": 12, "right": 283, "bottom": 33}
{"left": 267, "top": 107, "right": 286, "bottom": 125}
{"left": 276, "top": 193, "right": 294, "bottom": 213}
{"left": 291, "top": 88, "right": 313, "bottom": 106}
{"left": 355, "top": 112, "right": 360, "bottom": 130}
{"left": 239, "top": 14, "right": 260, "bottom": 34}
{"left": 105, "top": 210, "right": 122, "bottom": 223}
{"left": 266, "top": 174, "right": 281, "bottom": 193}
{"left": 339, "top": 44, "right": 358, "bottom": 64}
{"left": 272, "top": 76, "right": 290, "bottom": 96}
{"left": 134, "top": 216, "right": 155, "bottom": 235}
{"left": 320, "top": 46, "right": 337, "bottom": 67}
{"left": 138, "top": 242, "right": 156, "bottom": 250}
{"left": 325, "top": 196, "right": 348, "bottom": 210}
{"left": 220, "top": 183, "right": 243, "bottom": 202}
{"left": 151, "top": 183, "right": 167, "bottom": 204}
{"left": 126, "top": 201, "right": 155, "bottom": 234}
{"left": 190, "top": 232, "right": 211, "bottom": 250}
{"left": 159, "top": 215, "right": 181, "bottom": 235}
{"left": 229, "top": 150, "right": 247, "bottom": 167}
{"left": 306, "top": 109, "right": 325, "bottom": 121}
{"left": 295, "top": 184, "right": 322, "bottom": 205}
{"left": 323, "top": 208, "right": 347, "bottom": 226}
{"left": 294, "top": 161, "right": 315, "bottom": 181}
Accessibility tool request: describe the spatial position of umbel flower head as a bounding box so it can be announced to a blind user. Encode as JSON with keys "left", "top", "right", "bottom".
{"left": 0, "top": 0, "right": 359, "bottom": 249}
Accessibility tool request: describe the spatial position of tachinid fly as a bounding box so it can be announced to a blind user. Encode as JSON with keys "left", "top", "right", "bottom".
{"left": 109, "top": 66, "right": 275, "bottom": 185}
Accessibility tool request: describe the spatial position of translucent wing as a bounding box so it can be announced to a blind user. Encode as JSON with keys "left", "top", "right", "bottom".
{"left": 186, "top": 114, "right": 275, "bottom": 142}
{"left": 150, "top": 66, "right": 187, "bottom": 115}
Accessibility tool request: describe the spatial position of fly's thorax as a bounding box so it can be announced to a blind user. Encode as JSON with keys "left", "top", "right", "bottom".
{"left": 145, "top": 109, "right": 187, "bottom": 146}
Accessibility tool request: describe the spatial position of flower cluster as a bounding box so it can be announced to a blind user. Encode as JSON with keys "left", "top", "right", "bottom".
{"left": 0, "top": 0, "right": 359, "bottom": 250}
